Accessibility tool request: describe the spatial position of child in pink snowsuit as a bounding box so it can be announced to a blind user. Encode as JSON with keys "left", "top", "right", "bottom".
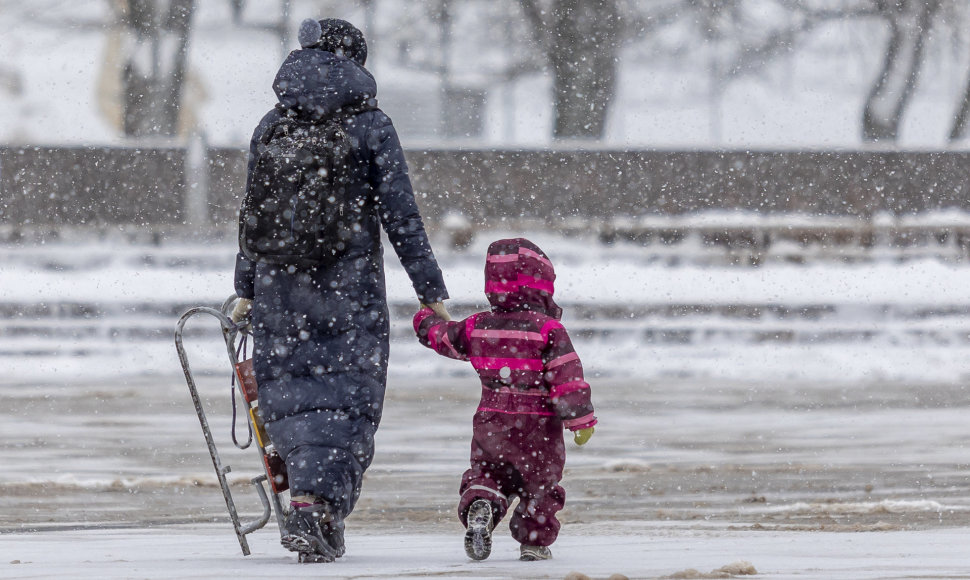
{"left": 413, "top": 237, "right": 596, "bottom": 562}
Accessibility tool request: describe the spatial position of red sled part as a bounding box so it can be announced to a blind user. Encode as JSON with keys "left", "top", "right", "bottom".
{"left": 235, "top": 358, "right": 289, "bottom": 493}
{"left": 264, "top": 451, "right": 289, "bottom": 494}
{"left": 234, "top": 358, "right": 259, "bottom": 404}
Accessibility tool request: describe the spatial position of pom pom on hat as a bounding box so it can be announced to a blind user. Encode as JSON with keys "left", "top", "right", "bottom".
{"left": 298, "top": 18, "right": 323, "bottom": 48}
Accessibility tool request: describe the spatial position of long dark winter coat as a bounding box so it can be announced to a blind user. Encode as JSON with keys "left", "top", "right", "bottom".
{"left": 234, "top": 48, "right": 448, "bottom": 519}
{"left": 413, "top": 238, "right": 595, "bottom": 547}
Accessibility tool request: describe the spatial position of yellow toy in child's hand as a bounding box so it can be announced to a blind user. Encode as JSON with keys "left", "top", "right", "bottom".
{"left": 573, "top": 427, "right": 594, "bottom": 446}
{"left": 420, "top": 301, "right": 452, "bottom": 321}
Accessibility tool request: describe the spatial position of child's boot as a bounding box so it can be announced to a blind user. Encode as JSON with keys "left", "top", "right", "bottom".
{"left": 280, "top": 498, "right": 340, "bottom": 563}
{"left": 463, "top": 498, "right": 494, "bottom": 560}
{"left": 520, "top": 544, "right": 553, "bottom": 561}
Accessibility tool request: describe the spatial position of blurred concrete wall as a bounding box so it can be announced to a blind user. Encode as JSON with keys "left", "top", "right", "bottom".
{"left": 3, "top": 146, "right": 970, "bottom": 232}
{"left": 0, "top": 146, "right": 185, "bottom": 227}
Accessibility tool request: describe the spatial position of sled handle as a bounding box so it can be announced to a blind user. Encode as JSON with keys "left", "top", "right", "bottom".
{"left": 175, "top": 303, "right": 253, "bottom": 556}
{"left": 240, "top": 474, "right": 274, "bottom": 535}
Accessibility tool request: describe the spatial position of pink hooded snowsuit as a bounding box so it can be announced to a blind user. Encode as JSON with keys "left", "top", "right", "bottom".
{"left": 413, "top": 238, "right": 596, "bottom": 548}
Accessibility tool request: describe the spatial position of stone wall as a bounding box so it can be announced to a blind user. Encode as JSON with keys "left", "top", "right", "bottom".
{"left": 4, "top": 146, "right": 970, "bottom": 231}
{"left": 0, "top": 146, "right": 186, "bottom": 226}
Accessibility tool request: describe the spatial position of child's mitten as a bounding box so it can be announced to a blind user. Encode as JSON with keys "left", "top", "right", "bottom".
{"left": 573, "top": 427, "right": 594, "bottom": 446}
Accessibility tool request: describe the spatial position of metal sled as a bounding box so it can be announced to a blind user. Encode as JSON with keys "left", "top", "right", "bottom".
{"left": 174, "top": 296, "right": 289, "bottom": 556}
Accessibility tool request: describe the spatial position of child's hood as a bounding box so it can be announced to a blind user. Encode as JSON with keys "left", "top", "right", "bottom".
{"left": 484, "top": 238, "right": 562, "bottom": 319}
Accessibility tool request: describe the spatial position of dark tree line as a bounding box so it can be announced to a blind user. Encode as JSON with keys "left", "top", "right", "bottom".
{"left": 507, "top": 0, "right": 970, "bottom": 143}
{"left": 9, "top": 0, "right": 970, "bottom": 143}
{"left": 681, "top": 0, "right": 970, "bottom": 144}
{"left": 807, "top": 0, "right": 970, "bottom": 143}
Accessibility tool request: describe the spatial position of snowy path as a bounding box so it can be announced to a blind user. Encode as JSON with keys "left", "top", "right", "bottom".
{"left": 3, "top": 525, "right": 969, "bottom": 579}
{"left": 3, "top": 373, "right": 970, "bottom": 578}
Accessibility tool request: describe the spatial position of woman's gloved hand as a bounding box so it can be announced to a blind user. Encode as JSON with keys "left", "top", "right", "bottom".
{"left": 421, "top": 301, "right": 451, "bottom": 321}
{"left": 573, "top": 427, "right": 594, "bottom": 446}
{"left": 230, "top": 297, "right": 253, "bottom": 326}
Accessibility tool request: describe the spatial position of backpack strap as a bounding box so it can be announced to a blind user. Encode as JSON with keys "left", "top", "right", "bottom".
{"left": 273, "top": 97, "right": 378, "bottom": 124}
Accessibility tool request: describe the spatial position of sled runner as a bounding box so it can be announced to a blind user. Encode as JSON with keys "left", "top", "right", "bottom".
{"left": 175, "top": 295, "right": 289, "bottom": 556}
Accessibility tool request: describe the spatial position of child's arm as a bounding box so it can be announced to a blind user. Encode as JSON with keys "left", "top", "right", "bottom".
{"left": 542, "top": 320, "right": 597, "bottom": 433}
{"left": 413, "top": 306, "right": 473, "bottom": 361}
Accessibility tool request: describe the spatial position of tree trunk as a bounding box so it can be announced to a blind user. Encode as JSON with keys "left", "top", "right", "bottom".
{"left": 950, "top": 71, "right": 970, "bottom": 141}
{"left": 949, "top": 35, "right": 970, "bottom": 141}
{"left": 549, "top": 0, "right": 620, "bottom": 140}
{"left": 121, "top": 0, "right": 195, "bottom": 138}
{"left": 521, "top": 0, "right": 621, "bottom": 140}
{"left": 862, "top": 0, "right": 940, "bottom": 143}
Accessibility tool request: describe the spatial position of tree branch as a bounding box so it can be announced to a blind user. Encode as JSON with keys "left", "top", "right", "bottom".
{"left": 518, "top": 0, "right": 551, "bottom": 53}
{"left": 624, "top": 1, "right": 687, "bottom": 40}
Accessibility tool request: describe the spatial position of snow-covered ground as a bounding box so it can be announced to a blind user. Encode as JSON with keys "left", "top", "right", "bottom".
{"left": 3, "top": 232, "right": 970, "bottom": 578}
{"left": 4, "top": 230, "right": 970, "bottom": 385}
{"left": 4, "top": 367, "right": 970, "bottom": 579}
{"left": 3, "top": 369, "right": 970, "bottom": 578}
{"left": 6, "top": 525, "right": 970, "bottom": 579}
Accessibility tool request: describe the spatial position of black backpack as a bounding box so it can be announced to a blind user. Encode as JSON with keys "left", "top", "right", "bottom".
{"left": 238, "top": 108, "right": 366, "bottom": 266}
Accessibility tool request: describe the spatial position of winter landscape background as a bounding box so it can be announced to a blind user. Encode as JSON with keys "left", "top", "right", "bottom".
{"left": 4, "top": 1, "right": 970, "bottom": 578}
{"left": 4, "top": 0, "right": 970, "bottom": 147}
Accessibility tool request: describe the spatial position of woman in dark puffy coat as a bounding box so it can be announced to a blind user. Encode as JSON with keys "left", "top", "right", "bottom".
{"left": 231, "top": 18, "right": 449, "bottom": 563}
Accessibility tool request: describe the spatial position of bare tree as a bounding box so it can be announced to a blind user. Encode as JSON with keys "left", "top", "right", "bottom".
{"left": 950, "top": 60, "right": 970, "bottom": 141}
{"left": 117, "top": 0, "right": 196, "bottom": 138}
{"left": 382, "top": 0, "right": 679, "bottom": 141}
{"left": 945, "top": 2, "right": 970, "bottom": 141}
{"left": 862, "top": 0, "right": 941, "bottom": 142}
{"left": 677, "top": 0, "right": 952, "bottom": 144}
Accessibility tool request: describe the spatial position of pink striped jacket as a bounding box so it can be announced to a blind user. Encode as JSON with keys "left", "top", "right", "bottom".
{"left": 413, "top": 238, "right": 596, "bottom": 431}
